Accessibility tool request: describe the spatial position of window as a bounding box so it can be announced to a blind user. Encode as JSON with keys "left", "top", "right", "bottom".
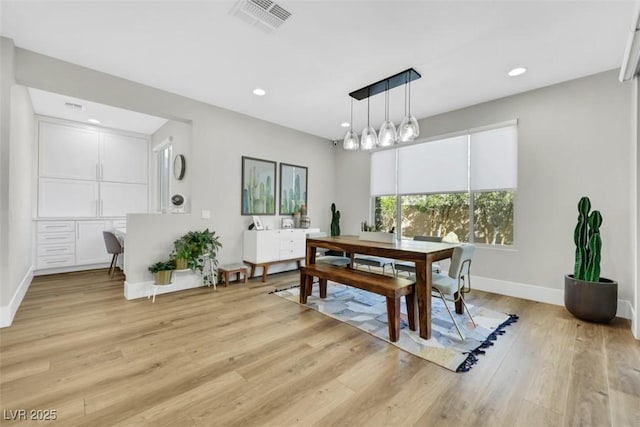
{"left": 156, "top": 143, "right": 171, "bottom": 211}
{"left": 372, "top": 122, "right": 517, "bottom": 245}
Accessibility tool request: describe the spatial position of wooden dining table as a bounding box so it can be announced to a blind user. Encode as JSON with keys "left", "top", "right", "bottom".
{"left": 305, "top": 234, "right": 459, "bottom": 340}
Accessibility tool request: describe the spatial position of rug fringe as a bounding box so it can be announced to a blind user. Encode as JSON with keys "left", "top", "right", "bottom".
{"left": 456, "top": 314, "right": 519, "bottom": 373}
{"left": 268, "top": 284, "right": 301, "bottom": 294}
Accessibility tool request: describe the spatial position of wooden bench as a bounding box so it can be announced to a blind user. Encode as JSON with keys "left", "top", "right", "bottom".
{"left": 299, "top": 264, "right": 416, "bottom": 342}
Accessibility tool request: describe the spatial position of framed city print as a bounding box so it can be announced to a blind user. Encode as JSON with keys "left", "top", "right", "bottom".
{"left": 241, "top": 156, "right": 276, "bottom": 215}
{"left": 279, "top": 163, "right": 307, "bottom": 215}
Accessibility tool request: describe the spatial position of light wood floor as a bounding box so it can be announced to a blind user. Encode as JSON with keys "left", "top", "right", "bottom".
{"left": 1, "top": 269, "right": 638, "bottom": 427}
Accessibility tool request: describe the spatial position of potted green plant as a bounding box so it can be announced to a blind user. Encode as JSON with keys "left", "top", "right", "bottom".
{"left": 174, "top": 229, "right": 222, "bottom": 286}
{"left": 564, "top": 196, "right": 618, "bottom": 322}
{"left": 172, "top": 237, "right": 190, "bottom": 270}
{"left": 148, "top": 259, "right": 176, "bottom": 285}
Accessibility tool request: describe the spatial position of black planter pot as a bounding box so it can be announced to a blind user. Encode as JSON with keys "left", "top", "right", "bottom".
{"left": 564, "top": 274, "right": 618, "bottom": 323}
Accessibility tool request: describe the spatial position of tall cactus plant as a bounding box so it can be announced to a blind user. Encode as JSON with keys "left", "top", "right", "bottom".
{"left": 573, "top": 196, "right": 603, "bottom": 282}
{"left": 330, "top": 203, "right": 341, "bottom": 236}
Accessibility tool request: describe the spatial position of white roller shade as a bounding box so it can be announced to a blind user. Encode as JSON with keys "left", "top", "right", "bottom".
{"left": 370, "top": 149, "right": 396, "bottom": 196}
{"left": 470, "top": 125, "right": 517, "bottom": 190}
{"left": 397, "top": 135, "right": 468, "bottom": 194}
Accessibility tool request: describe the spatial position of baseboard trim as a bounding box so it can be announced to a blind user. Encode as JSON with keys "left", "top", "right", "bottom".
{"left": 473, "top": 275, "right": 633, "bottom": 320}
{"left": 0, "top": 268, "right": 34, "bottom": 328}
{"left": 124, "top": 270, "right": 209, "bottom": 300}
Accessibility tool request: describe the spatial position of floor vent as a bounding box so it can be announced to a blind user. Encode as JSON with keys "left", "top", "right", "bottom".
{"left": 231, "top": 0, "right": 292, "bottom": 33}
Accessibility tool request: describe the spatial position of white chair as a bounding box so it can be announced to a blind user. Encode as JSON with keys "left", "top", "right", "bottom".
{"left": 394, "top": 235, "right": 442, "bottom": 276}
{"left": 429, "top": 244, "right": 476, "bottom": 340}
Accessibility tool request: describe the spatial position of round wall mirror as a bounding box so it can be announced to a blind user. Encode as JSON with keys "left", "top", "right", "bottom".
{"left": 174, "top": 154, "right": 186, "bottom": 180}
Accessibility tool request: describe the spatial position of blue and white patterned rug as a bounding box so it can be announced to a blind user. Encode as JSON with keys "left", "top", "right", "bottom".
{"left": 273, "top": 282, "right": 517, "bottom": 372}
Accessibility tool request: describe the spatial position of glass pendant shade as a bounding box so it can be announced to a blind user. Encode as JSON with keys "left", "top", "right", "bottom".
{"left": 398, "top": 115, "right": 419, "bottom": 143}
{"left": 360, "top": 125, "right": 378, "bottom": 150}
{"left": 378, "top": 120, "right": 397, "bottom": 147}
{"left": 343, "top": 129, "right": 360, "bottom": 150}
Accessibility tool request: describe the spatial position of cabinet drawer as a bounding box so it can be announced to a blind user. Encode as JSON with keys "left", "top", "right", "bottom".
{"left": 279, "top": 249, "right": 297, "bottom": 260}
{"left": 37, "top": 221, "right": 74, "bottom": 232}
{"left": 279, "top": 238, "right": 296, "bottom": 250}
{"left": 37, "top": 254, "right": 75, "bottom": 269}
{"left": 37, "top": 243, "right": 75, "bottom": 257}
{"left": 37, "top": 232, "right": 75, "bottom": 244}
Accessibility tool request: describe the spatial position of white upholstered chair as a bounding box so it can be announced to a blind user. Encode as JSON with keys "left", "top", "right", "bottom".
{"left": 429, "top": 244, "right": 476, "bottom": 340}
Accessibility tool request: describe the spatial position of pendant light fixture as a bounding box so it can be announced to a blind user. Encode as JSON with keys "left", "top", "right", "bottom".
{"left": 360, "top": 92, "right": 378, "bottom": 151}
{"left": 378, "top": 81, "right": 397, "bottom": 147}
{"left": 343, "top": 68, "right": 420, "bottom": 151}
{"left": 397, "top": 77, "right": 420, "bottom": 143}
{"left": 343, "top": 98, "right": 359, "bottom": 150}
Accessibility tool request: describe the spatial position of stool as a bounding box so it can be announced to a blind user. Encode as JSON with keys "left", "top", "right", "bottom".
{"left": 218, "top": 263, "right": 249, "bottom": 286}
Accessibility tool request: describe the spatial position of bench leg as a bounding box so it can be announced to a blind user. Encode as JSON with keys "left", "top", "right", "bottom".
{"left": 224, "top": 272, "right": 229, "bottom": 287}
{"left": 319, "top": 279, "right": 327, "bottom": 298}
{"left": 249, "top": 264, "right": 256, "bottom": 280}
{"left": 386, "top": 297, "right": 401, "bottom": 342}
{"left": 405, "top": 290, "right": 417, "bottom": 331}
{"left": 299, "top": 271, "right": 309, "bottom": 304}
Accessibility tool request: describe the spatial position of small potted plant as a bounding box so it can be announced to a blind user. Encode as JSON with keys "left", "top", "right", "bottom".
{"left": 564, "top": 196, "right": 618, "bottom": 322}
{"left": 172, "top": 237, "right": 190, "bottom": 270}
{"left": 148, "top": 259, "right": 176, "bottom": 285}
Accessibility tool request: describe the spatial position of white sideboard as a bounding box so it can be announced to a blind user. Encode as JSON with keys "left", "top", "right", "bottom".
{"left": 243, "top": 228, "right": 319, "bottom": 281}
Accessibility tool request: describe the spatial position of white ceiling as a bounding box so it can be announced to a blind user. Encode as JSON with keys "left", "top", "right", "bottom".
{"left": 1, "top": 1, "right": 637, "bottom": 140}
{"left": 28, "top": 88, "right": 168, "bottom": 135}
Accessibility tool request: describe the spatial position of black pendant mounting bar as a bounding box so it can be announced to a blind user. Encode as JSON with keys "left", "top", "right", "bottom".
{"left": 348, "top": 68, "right": 421, "bottom": 100}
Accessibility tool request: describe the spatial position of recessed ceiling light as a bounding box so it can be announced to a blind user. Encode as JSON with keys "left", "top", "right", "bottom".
{"left": 253, "top": 88, "right": 266, "bottom": 96}
{"left": 341, "top": 122, "right": 350, "bottom": 128}
{"left": 87, "top": 118, "right": 101, "bottom": 124}
{"left": 508, "top": 67, "right": 527, "bottom": 77}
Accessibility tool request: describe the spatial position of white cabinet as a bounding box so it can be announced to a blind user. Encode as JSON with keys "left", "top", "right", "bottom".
{"left": 38, "top": 122, "right": 100, "bottom": 180}
{"left": 38, "top": 178, "right": 98, "bottom": 217}
{"left": 101, "top": 133, "right": 148, "bottom": 184}
{"left": 76, "top": 221, "right": 111, "bottom": 265}
{"left": 100, "top": 182, "right": 148, "bottom": 217}
{"left": 243, "top": 229, "right": 312, "bottom": 264}
{"left": 37, "top": 119, "right": 149, "bottom": 219}
{"left": 36, "top": 219, "right": 121, "bottom": 271}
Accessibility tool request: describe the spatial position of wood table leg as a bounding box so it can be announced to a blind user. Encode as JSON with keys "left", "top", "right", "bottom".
{"left": 299, "top": 270, "right": 308, "bottom": 304}
{"left": 405, "top": 290, "right": 417, "bottom": 331}
{"left": 415, "top": 259, "right": 430, "bottom": 339}
{"left": 454, "top": 291, "right": 463, "bottom": 314}
{"left": 319, "top": 278, "right": 327, "bottom": 298}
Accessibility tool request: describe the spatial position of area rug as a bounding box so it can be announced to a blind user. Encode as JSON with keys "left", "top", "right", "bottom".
{"left": 272, "top": 282, "right": 517, "bottom": 372}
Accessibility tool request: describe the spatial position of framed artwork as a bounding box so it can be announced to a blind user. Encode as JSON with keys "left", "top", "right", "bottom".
{"left": 252, "top": 216, "right": 264, "bottom": 230}
{"left": 279, "top": 163, "right": 308, "bottom": 215}
{"left": 241, "top": 156, "right": 276, "bottom": 215}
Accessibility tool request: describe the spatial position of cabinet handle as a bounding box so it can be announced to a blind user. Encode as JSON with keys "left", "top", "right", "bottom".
{"left": 46, "top": 260, "right": 67, "bottom": 265}
{"left": 76, "top": 222, "right": 80, "bottom": 240}
{"left": 96, "top": 163, "right": 99, "bottom": 180}
{"left": 46, "top": 236, "right": 67, "bottom": 241}
{"left": 100, "top": 200, "right": 103, "bottom": 216}
{"left": 45, "top": 248, "right": 66, "bottom": 252}
{"left": 100, "top": 164, "right": 104, "bottom": 180}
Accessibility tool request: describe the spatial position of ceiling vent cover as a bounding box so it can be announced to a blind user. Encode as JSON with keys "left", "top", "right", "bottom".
{"left": 231, "top": 0, "right": 292, "bottom": 33}
{"left": 64, "top": 102, "right": 83, "bottom": 110}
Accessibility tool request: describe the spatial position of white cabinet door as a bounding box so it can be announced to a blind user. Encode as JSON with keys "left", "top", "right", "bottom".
{"left": 38, "top": 178, "right": 98, "bottom": 217}
{"left": 101, "top": 133, "right": 148, "bottom": 184}
{"left": 39, "top": 122, "right": 100, "bottom": 180}
{"left": 76, "top": 221, "right": 111, "bottom": 265}
{"left": 100, "top": 182, "right": 148, "bottom": 217}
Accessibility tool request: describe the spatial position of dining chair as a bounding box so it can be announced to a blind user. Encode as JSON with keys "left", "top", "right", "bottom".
{"left": 394, "top": 235, "right": 442, "bottom": 276}
{"left": 306, "top": 232, "right": 352, "bottom": 267}
{"left": 102, "top": 230, "right": 124, "bottom": 277}
{"left": 430, "top": 244, "right": 476, "bottom": 340}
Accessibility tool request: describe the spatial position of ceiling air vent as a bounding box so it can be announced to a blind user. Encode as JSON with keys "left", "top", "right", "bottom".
{"left": 64, "top": 102, "right": 83, "bottom": 110}
{"left": 231, "top": 0, "right": 292, "bottom": 33}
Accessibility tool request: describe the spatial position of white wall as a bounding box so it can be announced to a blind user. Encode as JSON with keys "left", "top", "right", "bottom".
{"left": 151, "top": 120, "right": 192, "bottom": 213}
{"left": 634, "top": 77, "right": 639, "bottom": 337}
{"left": 337, "top": 70, "right": 636, "bottom": 323}
{"left": 12, "top": 43, "right": 336, "bottom": 290}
